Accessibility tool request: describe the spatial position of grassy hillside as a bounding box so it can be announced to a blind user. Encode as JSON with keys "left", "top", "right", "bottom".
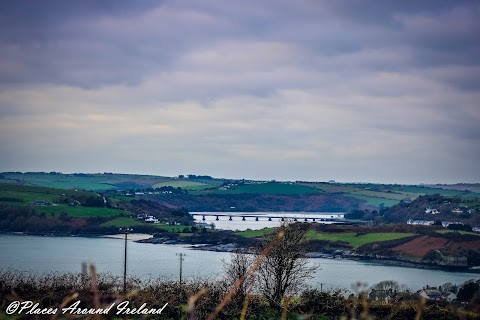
{"left": 0, "top": 183, "right": 132, "bottom": 218}
{"left": 153, "top": 180, "right": 212, "bottom": 190}
{"left": 1, "top": 172, "right": 478, "bottom": 211}
{"left": 300, "top": 182, "right": 477, "bottom": 209}
{"left": 234, "top": 226, "right": 416, "bottom": 248}
{"left": 0, "top": 172, "right": 176, "bottom": 191}
{"left": 100, "top": 217, "right": 191, "bottom": 231}
{"left": 306, "top": 230, "right": 415, "bottom": 248}
{"left": 195, "top": 182, "right": 322, "bottom": 195}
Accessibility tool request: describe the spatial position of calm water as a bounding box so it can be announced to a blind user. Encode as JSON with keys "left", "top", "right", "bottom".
{"left": 0, "top": 234, "right": 478, "bottom": 292}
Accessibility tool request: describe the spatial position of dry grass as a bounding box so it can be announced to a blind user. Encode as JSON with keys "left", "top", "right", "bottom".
{"left": 1, "top": 228, "right": 480, "bottom": 319}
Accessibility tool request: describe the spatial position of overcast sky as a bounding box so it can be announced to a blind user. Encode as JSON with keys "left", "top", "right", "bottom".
{"left": 0, "top": 1, "right": 479, "bottom": 184}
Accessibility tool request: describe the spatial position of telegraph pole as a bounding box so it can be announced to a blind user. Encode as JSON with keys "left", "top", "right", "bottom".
{"left": 120, "top": 227, "right": 133, "bottom": 295}
{"left": 177, "top": 253, "right": 185, "bottom": 288}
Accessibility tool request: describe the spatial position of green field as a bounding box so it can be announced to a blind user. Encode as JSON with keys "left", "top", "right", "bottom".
{"left": 302, "top": 183, "right": 357, "bottom": 193}
{"left": 101, "top": 217, "right": 191, "bottom": 232}
{"left": 100, "top": 217, "right": 150, "bottom": 227}
{"left": 0, "top": 173, "right": 118, "bottom": 190}
{"left": 0, "top": 173, "right": 175, "bottom": 191}
{"left": 153, "top": 180, "right": 210, "bottom": 190}
{"left": 0, "top": 184, "right": 92, "bottom": 204}
{"left": 0, "top": 183, "right": 131, "bottom": 217}
{"left": 387, "top": 185, "right": 468, "bottom": 197}
{"left": 306, "top": 231, "right": 415, "bottom": 248}
{"left": 235, "top": 227, "right": 278, "bottom": 238}
{"left": 436, "top": 229, "right": 480, "bottom": 237}
{"left": 344, "top": 194, "right": 400, "bottom": 207}
{"left": 302, "top": 183, "right": 405, "bottom": 207}
{"left": 235, "top": 228, "right": 417, "bottom": 246}
{"left": 298, "top": 182, "right": 480, "bottom": 208}
{"left": 200, "top": 182, "right": 322, "bottom": 195}
{"left": 35, "top": 205, "right": 131, "bottom": 218}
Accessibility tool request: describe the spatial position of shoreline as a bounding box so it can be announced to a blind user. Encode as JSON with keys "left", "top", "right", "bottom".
{"left": 101, "top": 233, "right": 154, "bottom": 241}
{"left": 138, "top": 236, "right": 480, "bottom": 274}
{"left": 2, "top": 231, "right": 480, "bottom": 274}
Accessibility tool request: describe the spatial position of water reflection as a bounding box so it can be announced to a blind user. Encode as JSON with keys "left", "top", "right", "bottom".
{"left": 1, "top": 235, "right": 477, "bottom": 292}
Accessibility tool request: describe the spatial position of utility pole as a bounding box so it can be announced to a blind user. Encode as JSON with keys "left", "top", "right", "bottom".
{"left": 177, "top": 253, "right": 185, "bottom": 288}
{"left": 120, "top": 227, "right": 133, "bottom": 295}
{"left": 320, "top": 283, "right": 325, "bottom": 292}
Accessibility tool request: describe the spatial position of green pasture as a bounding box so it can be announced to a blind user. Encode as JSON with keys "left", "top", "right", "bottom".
{"left": 387, "top": 185, "right": 465, "bottom": 197}
{"left": 153, "top": 180, "right": 209, "bottom": 190}
{"left": 436, "top": 229, "right": 480, "bottom": 237}
{"left": 101, "top": 217, "right": 192, "bottom": 231}
{"left": 179, "top": 233, "right": 194, "bottom": 237}
{"left": 0, "top": 173, "right": 176, "bottom": 191}
{"left": 1, "top": 173, "right": 118, "bottom": 191}
{"left": 306, "top": 231, "right": 415, "bottom": 248}
{"left": 0, "top": 189, "right": 60, "bottom": 204}
{"left": 350, "top": 190, "right": 408, "bottom": 201}
{"left": 303, "top": 183, "right": 357, "bottom": 193}
{"left": 235, "top": 227, "right": 278, "bottom": 238}
{"left": 344, "top": 194, "right": 400, "bottom": 207}
{"left": 159, "top": 224, "right": 193, "bottom": 232}
{"left": 460, "top": 193, "right": 480, "bottom": 199}
{"left": 203, "top": 182, "right": 322, "bottom": 195}
{"left": 0, "top": 183, "right": 93, "bottom": 204}
{"left": 100, "top": 217, "right": 146, "bottom": 227}
{"left": 35, "top": 205, "right": 130, "bottom": 218}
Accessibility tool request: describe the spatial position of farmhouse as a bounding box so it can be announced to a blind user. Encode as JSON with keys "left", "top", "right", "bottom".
{"left": 407, "top": 219, "right": 434, "bottom": 226}
{"left": 417, "top": 289, "right": 457, "bottom": 302}
{"left": 418, "top": 289, "right": 442, "bottom": 301}
{"left": 441, "top": 221, "right": 464, "bottom": 228}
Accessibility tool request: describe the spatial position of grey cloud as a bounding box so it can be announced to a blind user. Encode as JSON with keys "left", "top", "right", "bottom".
{"left": 0, "top": 0, "right": 479, "bottom": 183}
{"left": 1, "top": 0, "right": 478, "bottom": 90}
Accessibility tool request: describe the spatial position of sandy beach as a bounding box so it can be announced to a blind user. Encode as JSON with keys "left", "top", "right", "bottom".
{"left": 102, "top": 233, "right": 154, "bottom": 241}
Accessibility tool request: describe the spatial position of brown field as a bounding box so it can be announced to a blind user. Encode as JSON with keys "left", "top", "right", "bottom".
{"left": 392, "top": 235, "right": 480, "bottom": 259}
{"left": 391, "top": 236, "right": 448, "bottom": 258}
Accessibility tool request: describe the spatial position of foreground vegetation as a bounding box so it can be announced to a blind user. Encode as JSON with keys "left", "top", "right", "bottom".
{"left": 1, "top": 269, "right": 480, "bottom": 319}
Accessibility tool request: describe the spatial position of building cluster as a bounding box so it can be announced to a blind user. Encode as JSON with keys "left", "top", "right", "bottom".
{"left": 418, "top": 289, "right": 457, "bottom": 302}
{"left": 136, "top": 214, "right": 159, "bottom": 223}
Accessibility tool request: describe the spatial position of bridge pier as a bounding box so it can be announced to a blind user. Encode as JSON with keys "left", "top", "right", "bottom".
{"left": 242, "top": 216, "right": 246, "bottom": 221}
{"left": 216, "top": 215, "right": 219, "bottom": 221}
{"left": 229, "top": 216, "right": 232, "bottom": 221}
{"left": 255, "top": 217, "right": 259, "bottom": 221}
{"left": 268, "top": 217, "right": 272, "bottom": 221}
{"left": 281, "top": 217, "right": 284, "bottom": 221}
{"left": 202, "top": 215, "right": 206, "bottom": 221}
{"left": 304, "top": 218, "right": 308, "bottom": 222}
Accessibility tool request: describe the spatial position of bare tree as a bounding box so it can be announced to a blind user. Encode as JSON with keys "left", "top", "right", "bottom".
{"left": 369, "top": 280, "right": 408, "bottom": 301}
{"left": 255, "top": 222, "right": 318, "bottom": 310}
{"left": 222, "top": 248, "right": 255, "bottom": 301}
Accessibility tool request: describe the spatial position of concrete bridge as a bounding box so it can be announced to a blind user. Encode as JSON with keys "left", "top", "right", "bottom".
{"left": 190, "top": 212, "right": 345, "bottom": 223}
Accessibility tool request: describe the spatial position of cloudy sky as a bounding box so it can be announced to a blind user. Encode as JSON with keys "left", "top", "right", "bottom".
{"left": 0, "top": 1, "right": 479, "bottom": 184}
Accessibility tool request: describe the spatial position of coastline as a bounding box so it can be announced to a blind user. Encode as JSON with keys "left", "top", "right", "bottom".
{"left": 101, "top": 233, "right": 154, "bottom": 241}
{"left": 138, "top": 236, "right": 480, "bottom": 273}
{"left": 2, "top": 231, "right": 479, "bottom": 274}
